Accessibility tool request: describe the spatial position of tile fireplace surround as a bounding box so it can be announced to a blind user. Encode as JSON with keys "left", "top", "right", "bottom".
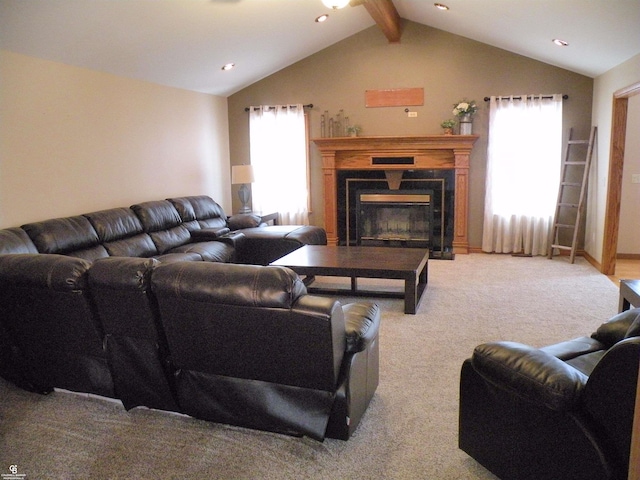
{"left": 312, "top": 135, "right": 478, "bottom": 254}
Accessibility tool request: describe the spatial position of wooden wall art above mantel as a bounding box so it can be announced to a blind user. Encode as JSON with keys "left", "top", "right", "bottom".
{"left": 365, "top": 88, "right": 424, "bottom": 107}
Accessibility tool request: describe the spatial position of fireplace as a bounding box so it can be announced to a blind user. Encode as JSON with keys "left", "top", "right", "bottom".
{"left": 312, "top": 135, "right": 478, "bottom": 254}
{"left": 357, "top": 190, "right": 433, "bottom": 248}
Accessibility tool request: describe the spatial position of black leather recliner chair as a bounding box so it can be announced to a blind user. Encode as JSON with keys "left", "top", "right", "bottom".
{"left": 88, "top": 257, "right": 180, "bottom": 412}
{"left": 459, "top": 308, "right": 640, "bottom": 480}
{"left": 150, "top": 261, "right": 380, "bottom": 441}
{"left": 0, "top": 254, "right": 115, "bottom": 397}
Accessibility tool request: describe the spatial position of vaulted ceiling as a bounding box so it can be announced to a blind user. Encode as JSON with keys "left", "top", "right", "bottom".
{"left": 1, "top": 0, "right": 638, "bottom": 97}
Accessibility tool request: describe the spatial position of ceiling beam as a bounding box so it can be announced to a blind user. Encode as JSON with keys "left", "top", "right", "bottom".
{"left": 352, "top": 0, "right": 402, "bottom": 43}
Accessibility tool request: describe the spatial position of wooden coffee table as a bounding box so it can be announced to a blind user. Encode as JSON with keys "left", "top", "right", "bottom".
{"left": 619, "top": 279, "right": 640, "bottom": 312}
{"left": 271, "top": 245, "right": 428, "bottom": 314}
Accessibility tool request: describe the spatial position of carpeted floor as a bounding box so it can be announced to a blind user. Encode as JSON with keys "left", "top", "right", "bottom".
{"left": 0, "top": 253, "right": 620, "bottom": 479}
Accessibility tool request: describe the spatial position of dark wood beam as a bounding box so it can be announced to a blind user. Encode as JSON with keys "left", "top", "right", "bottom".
{"left": 352, "top": 0, "right": 402, "bottom": 43}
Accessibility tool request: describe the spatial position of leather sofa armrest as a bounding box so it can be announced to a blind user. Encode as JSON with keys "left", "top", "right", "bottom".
{"left": 227, "top": 213, "right": 262, "bottom": 231}
{"left": 190, "top": 227, "right": 230, "bottom": 240}
{"left": 191, "top": 229, "right": 245, "bottom": 248}
{"left": 342, "top": 303, "right": 381, "bottom": 353}
{"left": 471, "top": 341, "right": 588, "bottom": 411}
{"left": 591, "top": 308, "right": 640, "bottom": 347}
{"left": 216, "top": 231, "right": 246, "bottom": 249}
{"left": 539, "top": 336, "right": 605, "bottom": 361}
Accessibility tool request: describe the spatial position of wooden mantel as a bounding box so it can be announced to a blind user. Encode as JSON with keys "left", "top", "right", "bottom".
{"left": 312, "top": 135, "right": 479, "bottom": 253}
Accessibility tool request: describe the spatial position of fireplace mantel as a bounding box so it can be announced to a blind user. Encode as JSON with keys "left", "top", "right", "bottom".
{"left": 312, "top": 134, "right": 478, "bottom": 253}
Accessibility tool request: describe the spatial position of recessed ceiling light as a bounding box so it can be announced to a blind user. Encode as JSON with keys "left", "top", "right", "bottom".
{"left": 434, "top": 3, "right": 449, "bottom": 10}
{"left": 552, "top": 38, "right": 569, "bottom": 47}
{"left": 221, "top": 63, "right": 235, "bottom": 71}
{"left": 315, "top": 14, "right": 329, "bottom": 23}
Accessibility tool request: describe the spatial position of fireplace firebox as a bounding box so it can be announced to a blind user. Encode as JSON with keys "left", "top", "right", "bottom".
{"left": 357, "top": 190, "right": 433, "bottom": 249}
{"left": 338, "top": 169, "right": 454, "bottom": 259}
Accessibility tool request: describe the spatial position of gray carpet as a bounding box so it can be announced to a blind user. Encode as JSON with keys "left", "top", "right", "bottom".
{"left": 0, "top": 254, "right": 620, "bottom": 479}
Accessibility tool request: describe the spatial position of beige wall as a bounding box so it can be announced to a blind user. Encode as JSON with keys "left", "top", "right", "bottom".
{"left": 0, "top": 49, "right": 231, "bottom": 228}
{"left": 587, "top": 53, "right": 640, "bottom": 261}
{"left": 228, "top": 21, "right": 594, "bottom": 249}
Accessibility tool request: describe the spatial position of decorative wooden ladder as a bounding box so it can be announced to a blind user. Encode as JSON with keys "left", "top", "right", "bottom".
{"left": 548, "top": 126, "right": 597, "bottom": 263}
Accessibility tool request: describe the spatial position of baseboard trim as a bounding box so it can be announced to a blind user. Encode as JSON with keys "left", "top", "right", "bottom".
{"left": 468, "top": 247, "right": 589, "bottom": 259}
{"left": 467, "top": 250, "right": 638, "bottom": 269}
{"left": 583, "top": 251, "right": 601, "bottom": 271}
{"left": 617, "top": 253, "right": 640, "bottom": 260}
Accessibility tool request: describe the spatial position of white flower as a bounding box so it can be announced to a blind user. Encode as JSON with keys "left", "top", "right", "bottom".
{"left": 453, "top": 99, "right": 478, "bottom": 116}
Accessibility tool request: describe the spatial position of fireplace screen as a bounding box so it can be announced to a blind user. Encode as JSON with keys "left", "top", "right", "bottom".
{"left": 357, "top": 190, "right": 433, "bottom": 249}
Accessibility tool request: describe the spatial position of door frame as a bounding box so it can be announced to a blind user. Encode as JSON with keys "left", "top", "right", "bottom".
{"left": 601, "top": 81, "right": 640, "bottom": 275}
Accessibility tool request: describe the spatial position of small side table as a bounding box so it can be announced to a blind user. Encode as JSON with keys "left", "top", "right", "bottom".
{"left": 619, "top": 279, "right": 640, "bottom": 312}
{"left": 259, "top": 212, "right": 279, "bottom": 225}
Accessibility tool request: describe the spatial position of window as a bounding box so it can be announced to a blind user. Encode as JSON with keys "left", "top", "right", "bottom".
{"left": 249, "top": 104, "right": 309, "bottom": 225}
{"left": 482, "top": 95, "right": 563, "bottom": 255}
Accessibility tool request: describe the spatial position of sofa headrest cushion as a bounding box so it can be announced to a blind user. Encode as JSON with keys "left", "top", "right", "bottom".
{"left": 0, "top": 253, "right": 91, "bottom": 291}
{"left": 84, "top": 208, "right": 144, "bottom": 242}
{"left": 167, "top": 197, "right": 197, "bottom": 222}
{"left": 190, "top": 196, "right": 224, "bottom": 218}
{"left": 169, "top": 196, "right": 226, "bottom": 223}
{"left": 0, "top": 228, "right": 38, "bottom": 254}
{"left": 591, "top": 308, "right": 640, "bottom": 347}
{"left": 131, "top": 200, "right": 182, "bottom": 233}
{"left": 22, "top": 216, "right": 100, "bottom": 254}
{"left": 89, "top": 257, "right": 159, "bottom": 291}
{"left": 151, "top": 262, "right": 306, "bottom": 309}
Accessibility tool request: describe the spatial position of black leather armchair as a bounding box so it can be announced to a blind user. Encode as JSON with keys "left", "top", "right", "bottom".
{"left": 459, "top": 308, "right": 640, "bottom": 480}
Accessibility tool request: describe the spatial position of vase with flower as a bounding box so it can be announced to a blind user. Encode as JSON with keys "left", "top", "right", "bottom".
{"left": 453, "top": 100, "right": 478, "bottom": 135}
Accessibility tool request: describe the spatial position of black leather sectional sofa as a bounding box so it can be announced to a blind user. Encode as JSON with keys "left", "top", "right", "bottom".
{"left": 459, "top": 308, "right": 640, "bottom": 479}
{"left": 0, "top": 195, "right": 381, "bottom": 440}
{"left": 2, "top": 195, "right": 326, "bottom": 265}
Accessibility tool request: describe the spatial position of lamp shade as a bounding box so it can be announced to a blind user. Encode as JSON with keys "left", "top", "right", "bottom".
{"left": 231, "top": 164, "right": 255, "bottom": 184}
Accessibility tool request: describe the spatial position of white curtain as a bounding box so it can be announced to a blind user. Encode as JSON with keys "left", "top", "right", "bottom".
{"left": 249, "top": 104, "right": 309, "bottom": 225}
{"left": 482, "top": 95, "right": 563, "bottom": 255}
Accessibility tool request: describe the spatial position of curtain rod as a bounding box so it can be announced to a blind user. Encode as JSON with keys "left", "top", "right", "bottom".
{"left": 244, "top": 103, "right": 313, "bottom": 112}
{"left": 484, "top": 95, "right": 568, "bottom": 101}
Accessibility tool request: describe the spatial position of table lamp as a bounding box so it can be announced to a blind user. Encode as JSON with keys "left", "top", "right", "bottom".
{"left": 231, "top": 164, "right": 255, "bottom": 214}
